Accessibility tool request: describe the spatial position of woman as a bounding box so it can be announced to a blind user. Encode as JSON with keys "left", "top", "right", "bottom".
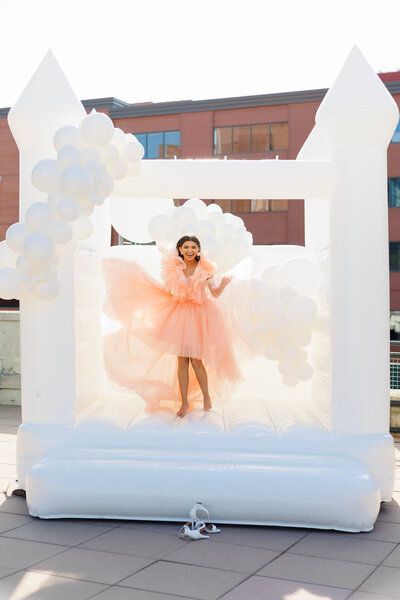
{"left": 102, "top": 235, "right": 243, "bottom": 417}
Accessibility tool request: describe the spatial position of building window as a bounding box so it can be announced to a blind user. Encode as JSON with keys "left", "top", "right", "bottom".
{"left": 208, "top": 200, "right": 288, "bottom": 213}
{"left": 389, "top": 178, "right": 400, "bottom": 207}
{"left": 213, "top": 122, "right": 288, "bottom": 155}
{"left": 391, "top": 120, "right": 400, "bottom": 143}
{"left": 133, "top": 131, "right": 181, "bottom": 159}
{"left": 390, "top": 242, "right": 400, "bottom": 270}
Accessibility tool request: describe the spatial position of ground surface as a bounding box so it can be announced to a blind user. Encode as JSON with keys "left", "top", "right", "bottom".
{"left": 0, "top": 405, "right": 399, "bottom": 600}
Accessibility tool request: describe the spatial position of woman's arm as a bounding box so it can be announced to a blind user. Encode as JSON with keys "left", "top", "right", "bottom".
{"left": 206, "top": 275, "right": 232, "bottom": 298}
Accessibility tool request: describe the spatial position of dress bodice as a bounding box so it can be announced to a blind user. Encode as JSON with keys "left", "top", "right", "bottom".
{"left": 160, "top": 248, "right": 216, "bottom": 304}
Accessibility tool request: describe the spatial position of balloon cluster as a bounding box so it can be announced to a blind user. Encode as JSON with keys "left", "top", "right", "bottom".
{"left": 149, "top": 199, "right": 253, "bottom": 272}
{"left": 228, "top": 255, "right": 328, "bottom": 386}
{"left": 0, "top": 110, "right": 144, "bottom": 301}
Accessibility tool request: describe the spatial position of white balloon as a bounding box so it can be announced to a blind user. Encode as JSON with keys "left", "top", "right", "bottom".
{"left": 261, "top": 265, "right": 281, "bottom": 285}
{"left": 32, "top": 276, "right": 61, "bottom": 300}
{"left": 278, "top": 258, "right": 320, "bottom": 295}
{"left": 207, "top": 211, "right": 225, "bottom": 231}
{"left": 148, "top": 214, "right": 173, "bottom": 242}
{"left": 46, "top": 192, "right": 63, "bottom": 213}
{"left": 53, "top": 125, "right": 82, "bottom": 152}
{"left": 110, "top": 197, "right": 174, "bottom": 244}
{"left": 86, "top": 160, "right": 106, "bottom": 178}
{"left": 99, "top": 144, "right": 119, "bottom": 164}
{"left": 56, "top": 197, "right": 81, "bottom": 222}
{"left": 107, "top": 159, "right": 128, "bottom": 180}
{"left": 0, "top": 268, "right": 21, "bottom": 299}
{"left": 206, "top": 203, "right": 223, "bottom": 214}
{"left": 122, "top": 140, "right": 145, "bottom": 162}
{"left": 47, "top": 220, "right": 73, "bottom": 245}
{"left": 80, "top": 111, "right": 114, "bottom": 147}
{"left": 183, "top": 198, "right": 207, "bottom": 218}
{"left": 294, "top": 296, "right": 318, "bottom": 326}
{"left": 172, "top": 206, "right": 197, "bottom": 226}
{"left": 6, "top": 222, "right": 30, "bottom": 254}
{"left": 31, "top": 159, "right": 60, "bottom": 193}
{"left": 127, "top": 161, "right": 143, "bottom": 177}
{"left": 24, "top": 233, "right": 55, "bottom": 267}
{"left": 297, "top": 362, "right": 313, "bottom": 381}
{"left": 78, "top": 197, "right": 95, "bottom": 217}
{"left": 80, "top": 147, "right": 101, "bottom": 164}
{"left": 16, "top": 255, "right": 32, "bottom": 275}
{"left": 92, "top": 171, "right": 114, "bottom": 201}
{"left": 112, "top": 127, "right": 127, "bottom": 151}
{"left": 278, "top": 359, "right": 293, "bottom": 377}
{"left": 25, "top": 202, "right": 55, "bottom": 233}
{"left": 59, "top": 165, "right": 93, "bottom": 199}
{"left": 31, "top": 264, "right": 57, "bottom": 284}
{"left": 72, "top": 216, "right": 93, "bottom": 240}
{"left": 194, "top": 219, "right": 217, "bottom": 238}
{"left": 200, "top": 235, "right": 220, "bottom": 256}
{"left": 57, "top": 145, "right": 81, "bottom": 170}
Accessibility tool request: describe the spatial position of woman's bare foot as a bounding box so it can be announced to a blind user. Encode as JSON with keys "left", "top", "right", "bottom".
{"left": 177, "top": 402, "right": 189, "bottom": 418}
{"left": 203, "top": 396, "right": 212, "bottom": 411}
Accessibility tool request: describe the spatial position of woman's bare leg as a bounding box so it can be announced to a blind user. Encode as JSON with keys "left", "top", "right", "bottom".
{"left": 177, "top": 356, "right": 190, "bottom": 417}
{"left": 190, "top": 358, "right": 212, "bottom": 410}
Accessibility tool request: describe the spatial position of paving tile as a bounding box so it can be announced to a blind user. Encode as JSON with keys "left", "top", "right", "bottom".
{"left": 2, "top": 520, "right": 115, "bottom": 546}
{"left": 0, "top": 536, "right": 67, "bottom": 569}
{"left": 257, "top": 553, "right": 375, "bottom": 589}
{"left": 0, "top": 513, "right": 32, "bottom": 533}
{"left": 166, "top": 539, "right": 279, "bottom": 573}
{"left": 382, "top": 544, "right": 400, "bottom": 567}
{"left": 118, "top": 561, "right": 246, "bottom": 600}
{"left": 214, "top": 575, "right": 351, "bottom": 599}
{"left": 28, "top": 547, "right": 154, "bottom": 585}
{"left": 288, "top": 532, "right": 396, "bottom": 564}
{"left": 359, "top": 565, "right": 400, "bottom": 596}
{"left": 122, "top": 521, "right": 182, "bottom": 536}
{"left": 91, "top": 587, "right": 194, "bottom": 600}
{"left": 0, "top": 569, "right": 107, "bottom": 599}
{"left": 349, "top": 592, "right": 400, "bottom": 600}
{"left": 207, "top": 525, "right": 309, "bottom": 551}
{"left": 337, "top": 521, "right": 400, "bottom": 543}
{"left": 0, "top": 494, "right": 30, "bottom": 515}
{"left": 377, "top": 504, "right": 400, "bottom": 523}
{"left": 80, "top": 528, "right": 190, "bottom": 559}
{"left": 0, "top": 565, "right": 20, "bottom": 579}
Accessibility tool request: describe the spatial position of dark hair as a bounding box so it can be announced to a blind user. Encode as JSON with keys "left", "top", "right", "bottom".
{"left": 176, "top": 235, "right": 201, "bottom": 261}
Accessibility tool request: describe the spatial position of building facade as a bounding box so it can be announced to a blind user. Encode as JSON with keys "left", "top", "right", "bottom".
{"left": 1, "top": 74, "right": 400, "bottom": 313}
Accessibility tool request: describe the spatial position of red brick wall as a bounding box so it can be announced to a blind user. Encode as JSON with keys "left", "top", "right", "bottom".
{"left": 0, "top": 117, "right": 19, "bottom": 241}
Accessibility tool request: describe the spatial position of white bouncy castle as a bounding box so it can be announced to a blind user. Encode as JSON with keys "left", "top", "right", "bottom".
{"left": 0, "top": 46, "right": 398, "bottom": 531}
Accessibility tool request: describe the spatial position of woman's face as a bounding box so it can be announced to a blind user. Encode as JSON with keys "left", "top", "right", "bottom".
{"left": 179, "top": 241, "right": 199, "bottom": 262}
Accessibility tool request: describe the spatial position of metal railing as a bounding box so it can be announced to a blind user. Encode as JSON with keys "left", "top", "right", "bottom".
{"left": 390, "top": 340, "right": 400, "bottom": 434}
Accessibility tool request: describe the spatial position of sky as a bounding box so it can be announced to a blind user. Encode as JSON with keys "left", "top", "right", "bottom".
{"left": 0, "top": 0, "right": 399, "bottom": 108}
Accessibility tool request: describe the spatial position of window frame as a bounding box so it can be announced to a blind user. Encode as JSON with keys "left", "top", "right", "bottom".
{"left": 132, "top": 130, "right": 181, "bottom": 159}
{"left": 213, "top": 121, "right": 289, "bottom": 155}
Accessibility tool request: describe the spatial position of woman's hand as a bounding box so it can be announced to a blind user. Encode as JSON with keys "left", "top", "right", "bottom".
{"left": 208, "top": 275, "right": 232, "bottom": 298}
{"left": 221, "top": 275, "right": 232, "bottom": 288}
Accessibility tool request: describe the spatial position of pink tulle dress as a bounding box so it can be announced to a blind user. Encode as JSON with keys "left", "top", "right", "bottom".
{"left": 101, "top": 248, "right": 244, "bottom": 410}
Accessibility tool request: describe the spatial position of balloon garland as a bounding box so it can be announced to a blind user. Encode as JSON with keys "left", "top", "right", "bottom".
{"left": 0, "top": 110, "right": 144, "bottom": 301}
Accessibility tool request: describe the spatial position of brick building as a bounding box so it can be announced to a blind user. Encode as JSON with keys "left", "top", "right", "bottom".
{"left": 1, "top": 73, "right": 400, "bottom": 312}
